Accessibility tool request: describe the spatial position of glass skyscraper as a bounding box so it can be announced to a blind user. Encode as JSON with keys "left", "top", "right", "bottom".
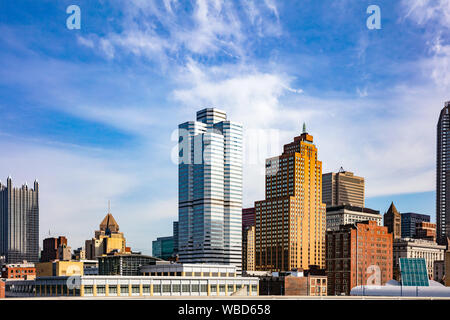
{"left": 437, "top": 101, "right": 450, "bottom": 245}
{"left": 178, "top": 108, "right": 243, "bottom": 272}
{"left": 0, "top": 177, "right": 39, "bottom": 263}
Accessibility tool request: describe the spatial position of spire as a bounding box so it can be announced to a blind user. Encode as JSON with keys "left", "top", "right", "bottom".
{"left": 108, "top": 200, "right": 111, "bottom": 214}
{"left": 302, "top": 122, "right": 307, "bottom": 134}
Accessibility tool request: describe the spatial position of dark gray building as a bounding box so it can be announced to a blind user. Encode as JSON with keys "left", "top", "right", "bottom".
{"left": 0, "top": 177, "right": 39, "bottom": 263}
{"left": 401, "top": 213, "right": 431, "bottom": 238}
{"left": 98, "top": 253, "right": 162, "bottom": 276}
{"left": 437, "top": 101, "right": 450, "bottom": 245}
{"left": 173, "top": 221, "right": 179, "bottom": 255}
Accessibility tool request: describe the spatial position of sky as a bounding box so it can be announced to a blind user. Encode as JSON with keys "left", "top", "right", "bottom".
{"left": 0, "top": 0, "right": 449, "bottom": 255}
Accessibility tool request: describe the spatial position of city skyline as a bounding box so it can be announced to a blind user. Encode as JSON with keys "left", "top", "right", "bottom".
{"left": 1, "top": 1, "right": 450, "bottom": 253}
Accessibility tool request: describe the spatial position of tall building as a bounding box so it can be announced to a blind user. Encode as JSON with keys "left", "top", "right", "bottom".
{"left": 326, "top": 205, "right": 382, "bottom": 231}
{"left": 173, "top": 221, "right": 179, "bottom": 255}
{"left": 152, "top": 236, "right": 174, "bottom": 260}
{"left": 322, "top": 169, "right": 364, "bottom": 207}
{"left": 242, "top": 208, "right": 256, "bottom": 272}
{"left": 326, "top": 220, "right": 393, "bottom": 296}
{"left": 178, "top": 108, "right": 243, "bottom": 271}
{"left": 85, "top": 211, "right": 126, "bottom": 260}
{"left": 384, "top": 202, "right": 402, "bottom": 240}
{"left": 255, "top": 127, "right": 326, "bottom": 272}
{"left": 40, "top": 236, "right": 68, "bottom": 262}
{"left": 437, "top": 101, "right": 450, "bottom": 245}
{"left": 0, "top": 177, "right": 39, "bottom": 263}
{"left": 401, "top": 213, "right": 430, "bottom": 238}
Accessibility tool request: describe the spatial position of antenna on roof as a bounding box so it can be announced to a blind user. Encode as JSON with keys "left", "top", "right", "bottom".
{"left": 302, "top": 122, "right": 306, "bottom": 134}
{"left": 108, "top": 200, "right": 111, "bottom": 213}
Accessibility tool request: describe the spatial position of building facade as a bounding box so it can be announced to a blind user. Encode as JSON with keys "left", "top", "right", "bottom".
{"left": 0, "top": 177, "right": 39, "bottom": 263}
{"left": 415, "top": 222, "right": 437, "bottom": 242}
{"left": 242, "top": 208, "right": 255, "bottom": 272}
{"left": 85, "top": 212, "right": 126, "bottom": 260}
{"left": 98, "top": 254, "right": 162, "bottom": 276}
{"left": 322, "top": 169, "right": 364, "bottom": 208}
{"left": 178, "top": 108, "right": 243, "bottom": 271}
{"left": 41, "top": 236, "right": 68, "bottom": 262}
{"left": 384, "top": 202, "right": 402, "bottom": 240}
{"left": 326, "top": 221, "right": 393, "bottom": 296}
{"left": 1, "top": 262, "right": 36, "bottom": 280}
{"left": 393, "top": 238, "right": 446, "bottom": 280}
{"left": 36, "top": 261, "right": 84, "bottom": 277}
{"left": 255, "top": 128, "right": 326, "bottom": 272}
{"left": 326, "top": 205, "right": 382, "bottom": 231}
{"left": 173, "top": 221, "right": 179, "bottom": 255}
{"left": 437, "top": 101, "right": 450, "bottom": 245}
{"left": 152, "top": 236, "right": 174, "bottom": 261}
{"left": 401, "top": 213, "right": 431, "bottom": 238}
{"left": 258, "top": 269, "right": 327, "bottom": 296}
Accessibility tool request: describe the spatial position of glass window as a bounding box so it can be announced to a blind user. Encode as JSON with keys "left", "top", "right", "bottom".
{"left": 132, "top": 285, "right": 140, "bottom": 293}
{"left": 143, "top": 285, "right": 151, "bottom": 293}
{"left": 120, "top": 285, "right": 129, "bottom": 294}
{"left": 84, "top": 286, "right": 93, "bottom": 295}
{"left": 153, "top": 284, "right": 161, "bottom": 293}
{"left": 162, "top": 284, "right": 171, "bottom": 293}
{"left": 109, "top": 286, "right": 117, "bottom": 294}
{"left": 182, "top": 284, "right": 190, "bottom": 293}
{"left": 97, "top": 286, "right": 106, "bottom": 294}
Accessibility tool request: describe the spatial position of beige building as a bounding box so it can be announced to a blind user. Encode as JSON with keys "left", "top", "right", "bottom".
{"left": 393, "top": 238, "right": 446, "bottom": 280}
{"left": 322, "top": 169, "right": 364, "bottom": 208}
{"left": 85, "top": 212, "right": 126, "bottom": 260}
{"left": 36, "top": 261, "right": 84, "bottom": 277}
{"left": 326, "top": 205, "right": 382, "bottom": 231}
{"left": 255, "top": 128, "right": 326, "bottom": 272}
{"left": 384, "top": 202, "right": 402, "bottom": 240}
{"left": 242, "top": 226, "right": 255, "bottom": 271}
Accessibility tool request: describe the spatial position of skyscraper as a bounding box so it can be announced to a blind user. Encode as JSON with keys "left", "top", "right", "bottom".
{"left": 242, "top": 208, "right": 256, "bottom": 272}
{"left": 178, "top": 108, "right": 243, "bottom": 271}
{"left": 0, "top": 177, "right": 39, "bottom": 263}
{"left": 322, "top": 169, "right": 365, "bottom": 207}
{"left": 401, "top": 213, "right": 430, "bottom": 238}
{"left": 255, "top": 127, "right": 326, "bottom": 271}
{"left": 384, "top": 202, "right": 402, "bottom": 240}
{"left": 437, "top": 101, "right": 450, "bottom": 245}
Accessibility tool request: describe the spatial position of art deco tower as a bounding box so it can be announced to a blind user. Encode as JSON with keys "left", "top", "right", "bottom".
{"left": 437, "top": 101, "right": 450, "bottom": 245}
{"left": 255, "top": 126, "right": 326, "bottom": 271}
{"left": 0, "top": 177, "right": 39, "bottom": 263}
{"left": 178, "top": 108, "right": 243, "bottom": 271}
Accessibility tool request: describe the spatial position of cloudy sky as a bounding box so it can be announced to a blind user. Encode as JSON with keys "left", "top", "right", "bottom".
{"left": 0, "top": 0, "right": 449, "bottom": 254}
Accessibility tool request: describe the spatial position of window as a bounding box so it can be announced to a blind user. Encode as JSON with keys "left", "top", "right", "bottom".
{"left": 84, "top": 286, "right": 93, "bottom": 295}
{"left": 182, "top": 284, "right": 190, "bottom": 293}
{"left": 120, "top": 285, "right": 129, "bottom": 294}
{"left": 192, "top": 284, "right": 199, "bottom": 292}
{"left": 200, "top": 284, "right": 208, "bottom": 293}
{"left": 173, "top": 284, "right": 181, "bottom": 293}
{"left": 143, "top": 285, "right": 151, "bottom": 294}
{"left": 132, "top": 285, "right": 140, "bottom": 294}
{"left": 97, "top": 286, "right": 106, "bottom": 294}
{"left": 210, "top": 284, "right": 217, "bottom": 292}
{"left": 227, "top": 284, "right": 234, "bottom": 293}
{"left": 219, "top": 285, "right": 226, "bottom": 292}
{"left": 109, "top": 286, "right": 117, "bottom": 294}
{"left": 162, "top": 284, "right": 171, "bottom": 293}
{"left": 154, "top": 284, "right": 161, "bottom": 293}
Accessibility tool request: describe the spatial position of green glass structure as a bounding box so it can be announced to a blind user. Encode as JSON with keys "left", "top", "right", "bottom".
{"left": 399, "top": 258, "right": 429, "bottom": 287}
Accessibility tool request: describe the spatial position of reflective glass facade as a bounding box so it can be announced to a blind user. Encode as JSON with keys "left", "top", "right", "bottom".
{"left": 178, "top": 109, "right": 243, "bottom": 272}
{"left": 399, "top": 258, "right": 429, "bottom": 286}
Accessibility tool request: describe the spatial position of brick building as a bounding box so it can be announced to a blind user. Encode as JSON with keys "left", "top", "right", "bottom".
{"left": 0, "top": 280, "right": 4, "bottom": 298}
{"left": 326, "top": 220, "right": 393, "bottom": 296}
{"left": 1, "top": 262, "right": 36, "bottom": 280}
{"left": 41, "top": 236, "right": 68, "bottom": 262}
{"left": 415, "top": 222, "right": 437, "bottom": 242}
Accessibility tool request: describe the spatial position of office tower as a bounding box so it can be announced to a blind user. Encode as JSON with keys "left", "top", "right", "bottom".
{"left": 173, "top": 221, "right": 179, "bottom": 255}
{"left": 401, "top": 213, "right": 430, "bottom": 238}
{"left": 437, "top": 101, "right": 450, "bottom": 245}
{"left": 40, "top": 236, "right": 68, "bottom": 262}
{"left": 152, "top": 236, "right": 174, "bottom": 260}
{"left": 85, "top": 210, "right": 126, "bottom": 260}
{"left": 0, "top": 177, "right": 39, "bottom": 263}
{"left": 178, "top": 108, "right": 243, "bottom": 270}
{"left": 415, "top": 222, "right": 437, "bottom": 242}
{"left": 322, "top": 168, "right": 365, "bottom": 207}
{"left": 242, "top": 208, "right": 255, "bottom": 272}
{"left": 255, "top": 127, "right": 326, "bottom": 271}
{"left": 326, "top": 205, "right": 382, "bottom": 231}
{"left": 384, "top": 202, "right": 402, "bottom": 240}
{"left": 326, "top": 221, "right": 393, "bottom": 296}
{"left": 393, "top": 238, "right": 445, "bottom": 280}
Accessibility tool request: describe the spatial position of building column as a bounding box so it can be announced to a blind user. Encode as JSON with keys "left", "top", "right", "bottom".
{"left": 117, "top": 284, "right": 121, "bottom": 296}
{"left": 80, "top": 284, "right": 84, "bottom": 297}
{"left": 93, "top": 284, "right": 97, "bottom": 297}
{"left": 140, "top": 283, "right": 143, "bottom": 296}
{"left": 207, "top": 284, "right": 210, "bottom": 296}
{"left": 150, "top": 283, "right": 154, "bottom": 296}
{"left": 129, "top": 284, "right": 132, "bottom": 296}
{"left": 106, "top": 284, "right": 109, "bottom": 297}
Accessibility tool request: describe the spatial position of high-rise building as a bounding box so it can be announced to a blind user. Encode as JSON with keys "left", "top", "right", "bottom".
{"left": 173, "top": 221, "right": 179, "bottom": 255}
{"left": 0, "top": 177, "right": 39, "bottom": 263}
{"left": 242, "top": 208, "right": 255, "bottom": 272}
{"left": 401, "top": 212, "right": 430, "bottom": 238}
{"left": 437, "top": 101, "right": 450, "bottom": 245}
{"left": 152, "top": 236, "right": 174, "bottom": 260}
{"left": 85, "top": 211, "right": 126, "bottom": 260}
{"left": 40, "top": 236, "right": 68, "bottom": 262}
{"left": 255, "top": 127, "right": 326, "bottom": 272}
{"left": 326, "top": 205, "right": 382, "bottom": 231}
{"left": 178, "top": 108, "right": 243, "bottom": 271}
{"left": 326, "top": 220, "right": 393, "bottom": 296}
{"left": 384, "top": 202, "right": 402, "bottom": 240}
{"left": 322, "top": 169, "right": 365, "bottom": 207}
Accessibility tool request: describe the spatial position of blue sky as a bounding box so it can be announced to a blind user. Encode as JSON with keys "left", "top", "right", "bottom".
{"left": 1, "top": 0, "right": 449, "bottom": 254}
